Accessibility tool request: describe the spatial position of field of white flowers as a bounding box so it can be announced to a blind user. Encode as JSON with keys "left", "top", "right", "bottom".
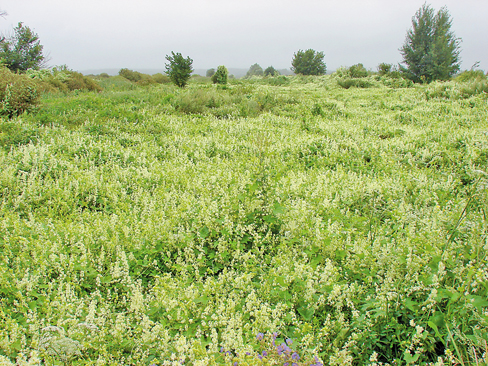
{"left": 0, "top": 75, "right": 487, "bottom": 365}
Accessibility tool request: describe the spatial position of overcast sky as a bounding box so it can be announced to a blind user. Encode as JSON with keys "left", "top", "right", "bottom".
{"left": 1, "top": 0, "right": 487, "bottom": 74}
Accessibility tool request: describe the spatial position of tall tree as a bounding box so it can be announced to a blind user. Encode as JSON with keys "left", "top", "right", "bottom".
{"left": 291, "top": 49, "right": 326, "bottom": 75}
{"left": 400, "top": 3, "right": 461, "bottom": 83}
{"left": 246, "top": 63, "right": 264, "bottom": 77}
{"left": 165, "top": 51, "right": 193, "bottom": 88}
{"left": 0, "top": 22, "right": 45, "bottom": 72}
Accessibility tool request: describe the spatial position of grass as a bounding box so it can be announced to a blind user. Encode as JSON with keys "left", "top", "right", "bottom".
{"left": 0, "top": 75, "right": 487, "bottom": 365}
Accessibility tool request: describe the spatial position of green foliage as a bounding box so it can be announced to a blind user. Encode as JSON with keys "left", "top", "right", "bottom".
{"left": 211, "top": 65, "right": 228, "bottom": 85}
{"left": 26, "top": 66, "right": 102, "bottom": 92}
{"left": 246, "top": 63, "right": 264, "bottom": 77}
{"left": 0, "top": 22, "right": 44, "bottom": 72}
{"left": 0, "top": 77, "right": 487, "bottom": 365}
{"left": 378, "top": 63, "right": 392, "bottom": 75}
{"left": 291, "top": 49, "right": 326, "bottom": 75}
{"left": 0, "top": 67, "right": 39, "bottom": 117}
{"left": 455, "top": 69, "right": 487, "bottom": 83}
{"left": 348, "top": 63, "right": 369, "bottom": 78}
{"left": 425, "top": 79, "right": 488, "bottom": 99}
{"left": 118, "top": 68, "right": 143, "bottom": 82}
{"left": 337, "top": 77, "right": 374, "bottom": 89}
{"left": 165, "top": 51, "right": 193, "bottom": 88}
{"left": 206, "top": 68, "right": 215, "bottom": 78}
{"left": 400, "top": 4, "right": 461, "bottom": 83}
{"left": 264, "top": 66, "right": 279, "bottom": 77}
{"left": 152, "top": 72, "right": 171, "bottom": 84}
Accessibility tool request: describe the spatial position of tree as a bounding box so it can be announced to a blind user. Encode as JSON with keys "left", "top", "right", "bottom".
{"left": 0, "top": 22, "right": 45, "bottom": 72}
{"left": 206, "top": 68, "right": 215, "bottom": 78}
{"left": 211, "top": 65, "right": 228, "bottom": 85}
{"left": 165, "top": 51, "right": 193, "bottom": 88}
{"left": 264, "top": 66, "right": 279, "bottom": 76}
{"left": 400, "top": 3, "right": 461, "bottom": 83}
{"left": 246, "top": 63, "right": 263, "bottom": 77}
{"left": 291, "top": 49, "right": 326, "bottom": 75}
{"left": 348, "top": 63, "right": 368, "bottom": 78}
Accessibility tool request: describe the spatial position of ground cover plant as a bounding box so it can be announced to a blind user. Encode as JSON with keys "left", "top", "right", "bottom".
{"left": 0, "top": 74, "right": 487, "bottom": 365}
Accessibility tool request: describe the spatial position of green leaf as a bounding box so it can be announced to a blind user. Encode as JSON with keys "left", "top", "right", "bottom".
{"left": 298, "top": 305, "right": 315, "bottom": 321}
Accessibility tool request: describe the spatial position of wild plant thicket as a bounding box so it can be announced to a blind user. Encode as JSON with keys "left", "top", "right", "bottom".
{"left": 0, "top": 72, "right": 487, "bottom": 365}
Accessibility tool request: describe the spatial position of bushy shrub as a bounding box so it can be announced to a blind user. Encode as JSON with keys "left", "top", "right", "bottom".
{"left": 152, "top": 73, "right": 171, "bottom": 84}
{"left": 118, "top": 68, "right": 143, "bottom": 82}
{"left": 206, "top": 68, "right": 215, "bottom": 78}
{"left": 378, "top": 63, "right": 392, "bottom": 76}
{"left": 246, "top": 63, "right": 264, "bottom": 78}
{"left": 337, "top": 77, "right": 374, "bottom": 89}
{"left": 211, "top": 65, "right": 228, "bottom": 85}
{"left": 378, "top": 75, "right": 414, "bottom": 88}
{"left": 26, "top": 67, "right": 102, "bottom": 92}
{"left": 348, "top": 63, "right": 369, "bottom": 78}
{"left": 64, "top": 72, "right": 102, "bottom": 92}
{"left": 0, "top": 67, "right": 40, "bottom": 117}
{"left": 264, "top": 66, "right": 279, "bottom": 77}
{"left": 455, "top": 69, "right": 487, "bottom": 82}
{"left": 425, "top": 80, "right": 488, "bottom": 100}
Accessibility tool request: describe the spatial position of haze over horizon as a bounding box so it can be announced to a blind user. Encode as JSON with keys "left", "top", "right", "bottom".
{"left": 1, "top": 0, "right": 487, "bottom": 74}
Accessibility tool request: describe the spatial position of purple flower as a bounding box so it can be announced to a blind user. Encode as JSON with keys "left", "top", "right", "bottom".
{"left": 272, "top": 332, "right": 278, "bottom": 339}
{"left": 292, "top": 364, "right": 298, "bottom": 366}
{"left": 286, "top": 338, "right": 293, "bottom": 345}
{"left": 220, "top": 347, "right": 224, "bottom": 353}
{"left": 256, "top": 332, "right": 264, "bottom": 341}
{"left": 245, "top": 352, "right": 251, "bottom": 356}
{"left": 262, "top": 351, "right": 268, "bottom": 357}
{"left": 284, "top": 363, "right": 290, "bottom": 366}
{"left": 292, "top": 352, "right": 300, "bottom": 361}
{"left": 234, "top": 362, "right": 238, "bottom": 366}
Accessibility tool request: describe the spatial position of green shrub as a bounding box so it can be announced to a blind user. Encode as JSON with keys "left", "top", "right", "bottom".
{"left": 118, "top": 68, "right": 143, "bottom": 82}
{"left": 264, "top": 66, "right": 279, "bottom": 77}
{"left": 246, "top": 63, "right": 264, "bottom": 78}
{"left": 64, "top": 72, "right": 102, "bottom": 92}
{"left": 26, "top": 67, "right": 102, "bottom": 92}
{"left": 378, "top": 63, "right": 392, "bottom": 76}
{"left": 211, "top": 65, "right": 228, "bottom": 85}
{"left": 206, "top": 68, "right": 215, "bottom": 78}
{"left": 0, "top": 67, "right": 40, "bottom": 117}
{"left": 378, "top": 75, "right": 414, "bottom": 88}
{"left": 337, "top": 77, "right": 374, "bottom": 89}
{"left": 152, "top": 73, "right": 171, "bottom": 84}
{"left": 348, "top": 63, "right": 369, "bottom": 78}
{"left": 455, "top": 69, "right": 487, "bottom": 82}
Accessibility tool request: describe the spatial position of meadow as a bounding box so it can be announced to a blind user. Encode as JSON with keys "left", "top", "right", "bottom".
{"left": 0, "top": 73, "right": 487, "bottom": 365}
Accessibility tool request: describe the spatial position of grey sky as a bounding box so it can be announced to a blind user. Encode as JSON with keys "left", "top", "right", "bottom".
{"left": 1, "top": 0, "right": 487, "bottom": 73}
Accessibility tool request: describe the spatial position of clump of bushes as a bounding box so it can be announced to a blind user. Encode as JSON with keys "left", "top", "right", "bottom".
{"left": 211, "top": 65, "right": 228, "bottom": 85}
{"left": 118, "top": 68, "right": 160, "bottom": 86}
{"left": 0, "top": 67, "right": 40, "bottom": 117}
{"left": 424, "top": 79, "right": 488, "bottom": 100}
{"left": 455, "top": 69, "right": 487, "bottom": 82}
{"left": 264, "top": 66, "right": 280, "bottom": 77}
{"left": 348, "top": 63, "right": 369, "bottom": 78}
{"left": 152, "top": 73, "right": 171, "bottom": 84}
{"left": 337, "top": 77, "right": 374, "bottom": 89}
{"left": 26, "top": 66, "right": 102, "bottom": 92}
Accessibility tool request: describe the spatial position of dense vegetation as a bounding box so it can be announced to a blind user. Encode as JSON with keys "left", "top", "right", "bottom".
{"left": 0, "top": 72, "right": 487, "bottom": 365}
